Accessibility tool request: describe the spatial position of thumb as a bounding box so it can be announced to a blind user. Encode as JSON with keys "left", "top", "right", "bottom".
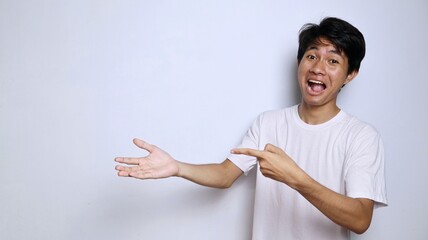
{"left": 133, "top": 138, "right": 156, "bottom": 153}
{"left": 264, "top": 143, "right": 282, "bottom": 154}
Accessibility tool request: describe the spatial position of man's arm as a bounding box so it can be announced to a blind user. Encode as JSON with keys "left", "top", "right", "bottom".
{"left": 231, "top": 143, "right": 374, "bottom": 234}
{"left": 177, "top": 159, "right": 243, "bottom": 188}
{"left": 296, "top": 176, "right": 374, "bottom": 234}
{"left": 115, "top": 138, "right": 243, "bottom": 189}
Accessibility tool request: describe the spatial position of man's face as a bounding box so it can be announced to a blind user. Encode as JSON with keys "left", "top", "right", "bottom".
{"left": 297, "top": 38, "right": 357, "bottom": 108}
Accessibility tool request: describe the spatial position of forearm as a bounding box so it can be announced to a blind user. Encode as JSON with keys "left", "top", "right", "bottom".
{"left": 294, "top": 174, "right": 374, "bottom": 234}
{"left": 231, "top": 144, "right": 375, "bottom": 233}
{"left": 176, "top": 159, "right": 242, "bottom": 189}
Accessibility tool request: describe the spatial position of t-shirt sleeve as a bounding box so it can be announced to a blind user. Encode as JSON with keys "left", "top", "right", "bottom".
{"left": 344, "top": 125, "right": 388, "bottom": 207}
{"left": 227, "top": 115, "right": 261, "bottom": 175}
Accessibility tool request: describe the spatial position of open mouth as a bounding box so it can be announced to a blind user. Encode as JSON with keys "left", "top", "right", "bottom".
{"left": 308, "top": 80, "right": 326, "bottom": 93}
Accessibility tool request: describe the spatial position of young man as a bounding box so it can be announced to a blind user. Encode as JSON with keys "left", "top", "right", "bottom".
{"left": 115, "top": 17, "right": 387, "bottom": 239}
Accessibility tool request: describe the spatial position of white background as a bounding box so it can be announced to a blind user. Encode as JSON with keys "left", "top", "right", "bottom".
{"left": 1, "top": 0, "right": 427, "bottom": 239}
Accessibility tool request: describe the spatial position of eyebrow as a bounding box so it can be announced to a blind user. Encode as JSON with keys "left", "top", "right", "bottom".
{"left": 306, "top": 45, "right": 343, "bottom": 57}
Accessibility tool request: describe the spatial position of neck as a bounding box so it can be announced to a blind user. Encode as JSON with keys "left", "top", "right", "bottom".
{"left": 298, "top": 102, "right": 341, "bottom": 125}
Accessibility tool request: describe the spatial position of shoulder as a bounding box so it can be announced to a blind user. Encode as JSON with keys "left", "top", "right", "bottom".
{"left": 258, "top": 105, "right": 295, "bottom": 121}
{"left": 341, "top": 113, "right": 383, "bottom": 145}
{"left": 344, "top": 113, "right": 380, "bottom": 135}
{"left": 247, "top": 106, "right": 295, "bottom": 133}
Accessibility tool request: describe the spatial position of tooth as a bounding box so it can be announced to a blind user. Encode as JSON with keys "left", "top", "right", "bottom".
{"left": 309, "top": 80, "right": 323, "bottom": 84}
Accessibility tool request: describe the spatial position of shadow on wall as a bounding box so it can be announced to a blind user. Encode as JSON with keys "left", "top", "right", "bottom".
{"left": 282, "top": 58, "right": 301, "bottom": 106}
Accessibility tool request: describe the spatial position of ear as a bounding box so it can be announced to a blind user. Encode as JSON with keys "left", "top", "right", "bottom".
{"left": 344, "top": 70, "right": 358, "bottom": 85}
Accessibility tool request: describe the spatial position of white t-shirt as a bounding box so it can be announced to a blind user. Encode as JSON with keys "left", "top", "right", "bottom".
{"left": 228, "top": 105, "right": 388, "bottom": 240}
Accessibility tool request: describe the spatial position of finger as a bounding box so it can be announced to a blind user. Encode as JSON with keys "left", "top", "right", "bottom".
{"left": 264, "top": 143, "right": 279, "bottom": 152}
{"left": 117, "top": 170, "right": 131, "bottom": 177}
{"left": 115, "top": 165, "right": 140, "bottom": 172}
{"left": 116, "top": 164, "right": 143, "bottom": 177}
{"left": 129, "top": 170, "right": 155, "bottom": 179}
{"left": 264, "top": 143, "right": 285, "bottom": 155}
{"left": 114, "top": 157, "right": 140, "bottom": 165}
{"left": 133, "top": 138, "right": 156, "bottom": 153}
{"left": 230, "top": 148, "right": 264, "bottom": 158}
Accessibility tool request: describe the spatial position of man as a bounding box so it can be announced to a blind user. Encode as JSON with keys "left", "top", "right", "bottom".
{"left": 115, "top": 17, "right": 387, "bottom": 239}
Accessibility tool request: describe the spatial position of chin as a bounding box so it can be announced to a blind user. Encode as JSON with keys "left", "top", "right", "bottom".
{"left": 301, "top": 96, "right": 331, "bottom": 108}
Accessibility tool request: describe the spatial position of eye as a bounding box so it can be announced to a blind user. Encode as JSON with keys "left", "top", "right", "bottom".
{"left": 329, "top": 59, "right": 340, "bottom": 64}
{"left": 306, "top": 54, "right": 316, "bottom": 60}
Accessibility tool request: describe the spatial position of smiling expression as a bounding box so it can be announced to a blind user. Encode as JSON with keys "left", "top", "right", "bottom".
{"left": 297, "top": 38, "right": 358, "bottom": 109}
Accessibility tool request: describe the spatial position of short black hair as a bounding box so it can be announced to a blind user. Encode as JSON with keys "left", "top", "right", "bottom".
{"left": 297, "top": 17, "right": 366, "bottom": 74}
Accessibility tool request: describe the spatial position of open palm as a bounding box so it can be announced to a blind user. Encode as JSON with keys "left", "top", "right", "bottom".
{"left": 115, "top": 138, "right": 179, "bottom": 179}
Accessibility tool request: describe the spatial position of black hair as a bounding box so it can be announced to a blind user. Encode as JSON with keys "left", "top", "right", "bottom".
{"left": 297, "top": 17, "right": 366, "bottom": 74}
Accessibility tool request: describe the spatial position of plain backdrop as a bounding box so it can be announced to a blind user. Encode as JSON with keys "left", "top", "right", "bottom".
{"left": 1, "top": 0, "right": 427, "bottom": 239}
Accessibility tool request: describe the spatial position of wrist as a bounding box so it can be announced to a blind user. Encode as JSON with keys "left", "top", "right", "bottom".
{"left": 291, "top": 170, "right": 315, "bottom": 193}
{"left": 175, "top": 161, "right": 186, "bottom": 178}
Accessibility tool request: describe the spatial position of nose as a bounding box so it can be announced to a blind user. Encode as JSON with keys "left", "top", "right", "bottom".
{"left": 310, "top": 60, "right": 326, "bottom": 75}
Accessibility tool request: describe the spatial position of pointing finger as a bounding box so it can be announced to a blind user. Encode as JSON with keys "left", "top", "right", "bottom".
{"left": 230, "top": 148, "right": 264, "bottom": 158}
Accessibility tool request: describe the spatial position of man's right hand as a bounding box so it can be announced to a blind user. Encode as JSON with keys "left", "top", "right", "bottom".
{"left": 115, "top": 138, "right": 179, "bottom": 179}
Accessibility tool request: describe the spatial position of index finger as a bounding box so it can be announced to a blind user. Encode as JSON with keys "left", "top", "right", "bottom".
{"left": 114, "top": 157, "right": 140, "bottom": 165}
{"left": 230, "top": 148, "right": 264, "bottom": 158}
